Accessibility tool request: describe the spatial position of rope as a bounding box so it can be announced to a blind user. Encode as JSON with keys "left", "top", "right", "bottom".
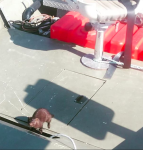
{"left": 50, "top": 133, "right": 77, "bottom": 150}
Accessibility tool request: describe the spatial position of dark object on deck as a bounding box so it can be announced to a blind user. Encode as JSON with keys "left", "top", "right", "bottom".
{"left": 22, "top": 0, "right": 42, "bottom": 21}
{"left": 74, "top": 95, "right": 87, "bottom": 104}
{"left": 28, "top": 108, "right": 54, "bottom": 134}
{"left": 84, "top": 22, "right": 94, "bottom": 31}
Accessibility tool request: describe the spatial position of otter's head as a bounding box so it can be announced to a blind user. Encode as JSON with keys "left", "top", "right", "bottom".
{"left": 29, "top": 118, "right": 40, "bottom": 128}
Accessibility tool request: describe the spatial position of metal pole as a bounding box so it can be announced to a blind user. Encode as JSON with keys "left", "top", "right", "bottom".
{"left": 81, "top": 24, "right": 110, "bottom": 70}
{"left": 94, "top": 28, "right": 104, "bottom": 61}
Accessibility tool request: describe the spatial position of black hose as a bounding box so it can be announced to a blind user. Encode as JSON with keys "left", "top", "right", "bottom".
{"left": 22, "top": 0, "right": 42, "bottom": 21}
{"left": 8, "top": 16, "right": 52, "bottom": 34}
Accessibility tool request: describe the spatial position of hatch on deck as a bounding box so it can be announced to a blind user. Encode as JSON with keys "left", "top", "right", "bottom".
{"left": 21, "top": 70, "right": 105, "bottom": 124}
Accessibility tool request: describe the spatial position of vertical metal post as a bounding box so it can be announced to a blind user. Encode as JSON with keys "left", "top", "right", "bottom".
{"left": 121, "top": 0, "right": 135, "bottom": 69}
{"left": 81, "top": 24, "right": 110, "bottom": 70}
{"left": 123, "top": 9, "right": 135, "bottom": 68}
{"left": 94, "top": 28, "right": 104, "bottom": 61}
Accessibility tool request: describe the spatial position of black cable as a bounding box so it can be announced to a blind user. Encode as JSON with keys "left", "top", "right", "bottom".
{"left": 8, "top": 15, "right": 58, "bottom": 36}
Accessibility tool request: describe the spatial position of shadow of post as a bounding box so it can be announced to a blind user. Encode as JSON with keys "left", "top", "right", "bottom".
{"left": 114, "top": 127, "right": 143, "bottom": 149}
{"left": 7, "top": 28, "right": 86, "bottom": 58}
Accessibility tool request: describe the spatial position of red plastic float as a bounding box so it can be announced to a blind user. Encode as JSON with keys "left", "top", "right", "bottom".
{"left": 51, "top": 11, "right": 143, "bottom": 61}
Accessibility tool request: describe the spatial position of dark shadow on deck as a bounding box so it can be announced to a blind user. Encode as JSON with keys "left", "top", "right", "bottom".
{"left": 114, "top": 127, "right": 143, "bottom": 149}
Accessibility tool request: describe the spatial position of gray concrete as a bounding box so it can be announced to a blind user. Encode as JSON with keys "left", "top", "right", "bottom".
{"left": 0, "top": 28, "right": 143, "bottom": 149}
